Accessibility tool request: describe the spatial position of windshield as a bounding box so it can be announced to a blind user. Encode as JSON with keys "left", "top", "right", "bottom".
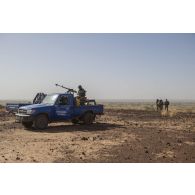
{"left": 42, "top": 94, "right": 59, "bottom": 105}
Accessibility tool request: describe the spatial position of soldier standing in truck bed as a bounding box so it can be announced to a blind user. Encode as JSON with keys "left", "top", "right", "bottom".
{"left": 77, "top": 85, "right": 87, "bottom": 106}
{"left": 78, "top": 85, "right": 86, "bottom": 97}
{"left": 164, "top": 99, "right": 170, "bottom": 112}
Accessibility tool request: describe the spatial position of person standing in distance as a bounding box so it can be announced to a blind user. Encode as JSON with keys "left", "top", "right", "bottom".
{"left": 164, "top": 99, "right": 170, "bottom": 112}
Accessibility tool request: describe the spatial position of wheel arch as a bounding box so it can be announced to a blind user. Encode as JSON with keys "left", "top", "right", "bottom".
{"left": 35, "top": 113, "right": 49, "bottom": 120}
{"left": 81, "top": 110, "right": 94, "bottom": 117}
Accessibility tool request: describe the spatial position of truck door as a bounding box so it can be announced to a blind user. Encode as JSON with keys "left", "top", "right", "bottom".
{"left": 54, "top": 95, "right": 73, "bottom": 120}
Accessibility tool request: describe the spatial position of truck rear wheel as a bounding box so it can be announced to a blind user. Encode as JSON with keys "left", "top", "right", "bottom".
{"left": 22, "top": 122, "right": 33, "bottom": 129}
{"left": 82, "top": 112, "right": 95, "bottom": 125}
{"left": 34, "top": 114, "right": 48, "bottom": 130}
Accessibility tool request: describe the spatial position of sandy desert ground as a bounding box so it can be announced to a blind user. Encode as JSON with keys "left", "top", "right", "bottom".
{"left": 0, "top": 102, "right": 195, "bottom": 163}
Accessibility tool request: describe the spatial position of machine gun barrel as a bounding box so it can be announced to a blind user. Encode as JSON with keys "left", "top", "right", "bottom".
{"left": 55, "top": 84, "right": 77, "bottom": 94}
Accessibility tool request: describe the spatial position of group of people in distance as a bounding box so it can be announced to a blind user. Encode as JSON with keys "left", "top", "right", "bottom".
{"left": 156, "top": 99, "right": 170, "bottom": 112}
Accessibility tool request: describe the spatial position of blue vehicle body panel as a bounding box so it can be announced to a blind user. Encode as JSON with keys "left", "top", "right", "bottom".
{"left": 73, "top": 105, "right": 103, "bottom": 117}
{"left": 20, "top": 104, "right": 54, "bottom": 120}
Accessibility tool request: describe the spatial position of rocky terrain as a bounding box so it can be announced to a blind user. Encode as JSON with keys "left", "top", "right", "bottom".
{"left": 0, "top": 106, "right": 195, "bottom": 163}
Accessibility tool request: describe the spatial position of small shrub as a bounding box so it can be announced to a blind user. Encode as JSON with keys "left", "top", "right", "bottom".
{"left": 0, "top": 104, "right": 4, "bottom": 109}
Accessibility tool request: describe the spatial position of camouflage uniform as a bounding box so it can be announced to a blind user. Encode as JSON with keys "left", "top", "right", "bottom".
{"left": 164, "top": 99, "right": 170, "bottom": 111}
{"left": 159, "top": 100, "right": 164, "bottom": 111}
{"left": 78, "top": 86, "right": 86, "bottom": 98}
{"left": 77, "top": 85, "right": 87, "bottom": 106}
{"left": 156, "top": 99, "right": 159, "bottom": 111}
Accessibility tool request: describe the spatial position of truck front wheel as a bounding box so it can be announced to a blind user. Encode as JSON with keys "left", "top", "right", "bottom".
{"left": 82, "top": 112, "right": 95, "bottom": 125}
{"left": 34, "top": 114, "right": 48, "bottom": 130}
{"left": 22, "top": 122, "right": 33, "bottom": 129}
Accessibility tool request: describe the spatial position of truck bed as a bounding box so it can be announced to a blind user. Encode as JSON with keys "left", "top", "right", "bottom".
{"left": 73, "top": 104, "right": 104, "bottom": 116}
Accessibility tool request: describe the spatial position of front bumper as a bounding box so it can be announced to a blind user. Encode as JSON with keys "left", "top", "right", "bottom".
{"left": 15, "top": 114, "right": 34, "bottom": 123}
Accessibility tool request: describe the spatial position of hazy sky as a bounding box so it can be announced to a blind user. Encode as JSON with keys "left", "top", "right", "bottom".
{"left": 0, "top": 34, "right": 194, "bottom": 100}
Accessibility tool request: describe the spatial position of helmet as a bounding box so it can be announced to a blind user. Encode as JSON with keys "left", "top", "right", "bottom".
{"left": 78, "top": 85, "right": 82, "bottom": 89}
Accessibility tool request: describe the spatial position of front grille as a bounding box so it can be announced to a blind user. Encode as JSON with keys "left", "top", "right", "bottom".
{"left": 19, "top": 109, "right": 27, "bottom": 114}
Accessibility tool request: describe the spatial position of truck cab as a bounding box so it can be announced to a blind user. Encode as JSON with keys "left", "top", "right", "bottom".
{"left": 15, "top": 93, "right": 104, "bottom": 130}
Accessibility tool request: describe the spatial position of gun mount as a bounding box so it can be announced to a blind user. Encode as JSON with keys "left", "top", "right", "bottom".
{"left": 55, "top": 84, "right": 77, "bottom": 94}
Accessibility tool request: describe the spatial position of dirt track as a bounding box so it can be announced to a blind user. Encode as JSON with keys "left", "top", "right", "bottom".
{"left": 0, "top": 108, "right": 195, "bottom": 163}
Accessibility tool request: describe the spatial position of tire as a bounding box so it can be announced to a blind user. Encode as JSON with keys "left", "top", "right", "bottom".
{"left": 71, "top": 119, "right": 79, "bottom": 124}
{"left": 33, "top": 114, "right": 48, "bottom": 130}
{"left": 22, "top": 122, "right": 33, "bottom": 129}
{"left": 82, "top": 112, "right": 94, "bottom": 125}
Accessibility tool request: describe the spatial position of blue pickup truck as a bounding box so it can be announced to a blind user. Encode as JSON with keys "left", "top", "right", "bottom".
{"left": 15, "top": 93, "right": 104, "bottom": 129}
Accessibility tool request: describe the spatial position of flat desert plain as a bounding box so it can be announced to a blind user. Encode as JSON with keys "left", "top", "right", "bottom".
{"left": 0, "top": 102, "right": 195, "bottom": 163}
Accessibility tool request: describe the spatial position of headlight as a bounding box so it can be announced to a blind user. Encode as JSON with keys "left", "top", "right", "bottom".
{"left": 26, "top": 109, "right": 36, "bottom": 115}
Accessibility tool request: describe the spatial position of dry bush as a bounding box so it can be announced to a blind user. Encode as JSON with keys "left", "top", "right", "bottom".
{"left": 0, "top": 104, "right": 4, "bottom": 109}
